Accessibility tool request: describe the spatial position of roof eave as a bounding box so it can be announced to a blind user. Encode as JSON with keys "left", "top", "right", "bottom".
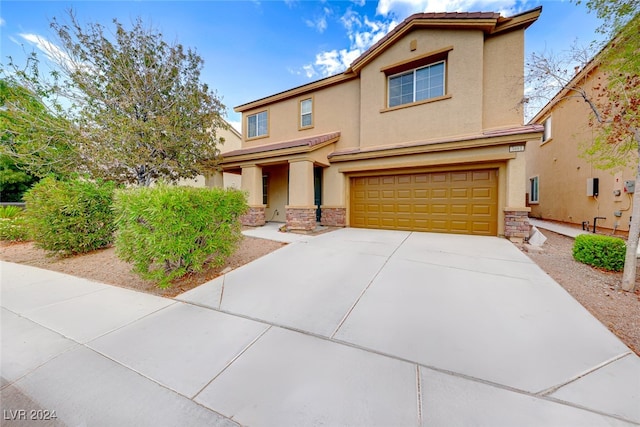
{"left": 528, "top": 58, "right": 600, "bottom": 124}
{"left": 491, "top": 6, "right": 542, "bottom": 34}
{"left": 348, "top": 18, "right": 498, "bottom": 74}
{"left": 234, "top": 72, "right": 357, "bottom": 113}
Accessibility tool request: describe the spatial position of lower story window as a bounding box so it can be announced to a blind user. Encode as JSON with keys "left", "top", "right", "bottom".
{"left": 529, "top": 176, "right": 539, "bottom": 204}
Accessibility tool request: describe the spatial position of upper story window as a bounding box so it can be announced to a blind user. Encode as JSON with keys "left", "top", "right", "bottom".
{"left": 247, "top": 110, "right": 268, "bottom": 139}
{"left": 542, "top": 116, "right": 552, "bottom": 142}
{"left": 300, "top": 98, "right": 313, "bottom": 129}
{"left": 388, "top": 61, "right": 445, "bottom": 108}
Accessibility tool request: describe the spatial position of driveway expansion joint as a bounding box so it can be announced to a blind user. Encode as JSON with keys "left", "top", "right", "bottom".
{"left": 536, "top": 351, "right": 634, "bottom": 396}
{"left": 191, "top": 325, "right": 272, "bottom": 401}
{"left": 329, "top": 232, "right": 413, "bottom": 338}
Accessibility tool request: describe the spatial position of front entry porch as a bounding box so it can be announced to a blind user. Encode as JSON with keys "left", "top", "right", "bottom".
{"left": 239, "top": 160, "right": 342, "bottom": 232}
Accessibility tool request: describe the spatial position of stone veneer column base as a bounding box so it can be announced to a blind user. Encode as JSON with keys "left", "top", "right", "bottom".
{"left": 240, "top": 206, "right": 266, "bottom": 227}
{"left": 504, "top": 209, "right": 531, "bottom": 243}
{"left": 320, "top": 207, "right": 346, "bottom": 227}
{"left": 286, "top": 207, "right": 317, "bottom": 231}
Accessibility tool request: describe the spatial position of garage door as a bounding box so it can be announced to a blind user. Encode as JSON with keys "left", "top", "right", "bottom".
{"left": 350, "top": 169, "right": 498, "bottom": 235}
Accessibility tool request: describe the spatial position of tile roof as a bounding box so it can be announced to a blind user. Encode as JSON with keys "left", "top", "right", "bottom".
{"left": 221, "top": 132, "right": 340, "bottom": 158}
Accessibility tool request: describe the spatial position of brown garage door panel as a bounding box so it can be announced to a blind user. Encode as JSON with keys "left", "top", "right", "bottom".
{"left": 350, "top": 169, "right": 498, "bottom": 236}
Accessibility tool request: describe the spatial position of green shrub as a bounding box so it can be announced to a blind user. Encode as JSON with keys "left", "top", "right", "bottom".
{"left": 0, "top": 206, "right": 29, "bottom": 241}
{"left": 572, "top": 234, "right": 626, "bottom": 272}
{"left": 113, "top": 185, "right": 248, "bottom": 288}
{"left": 23, "top": 177, "right": 116, "bottom": 255}
{"left": 0, "top": 205, "right": 24, "bottom": 219}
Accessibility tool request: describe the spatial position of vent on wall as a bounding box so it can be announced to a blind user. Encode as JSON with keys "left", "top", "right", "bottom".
{"left": 586, "top": 178, "right": 599, "bottom": 197}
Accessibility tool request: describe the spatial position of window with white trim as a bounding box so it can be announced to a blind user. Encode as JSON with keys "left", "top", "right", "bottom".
{"left": 300, "top": 98, "right": 313, "bottom": 128}
{"left": 542, "top": 116, "right": 552, "bottom": 142}
{"left": 247, "top": 110, "right": 268, "bottom": 138}
{"left": 529, "top": 176, "right": 539, "bottom": 204}
{"left": 388, "top": 61, "right": 445, "bottom": 108}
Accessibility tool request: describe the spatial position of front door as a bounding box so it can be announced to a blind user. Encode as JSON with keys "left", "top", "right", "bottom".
{"left": 314, "top": 166, "right": 322, "bottom": 222}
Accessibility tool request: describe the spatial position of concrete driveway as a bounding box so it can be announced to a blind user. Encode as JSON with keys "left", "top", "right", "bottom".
{"left": 2, "top": 228, "right": 639, "bottom": 426}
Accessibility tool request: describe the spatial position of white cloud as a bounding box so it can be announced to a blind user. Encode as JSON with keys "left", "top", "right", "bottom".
{"left": 377, "top": 0, "right": 521, "bottom": 18}
{"left": 306, "top": 16, "right": 328, "bottom": 33}
{"left": 19, "top": 33, "right": 76, "bottom": 68}
{"left": 303, "top": 9, "right": 398, "bottom": 78}
{"left": 305, "top": 6, "right": 333, "bottom": 33}
{"left": 0, "top": 17, "right": 6, "bottom": 27}
{"left": 302, "top": 64, "right": 316, "bottom": 78}
{"left": 228, "top": 120, "right": 242, "bottom": 133}
{"left": 299, "top": 0, "right": 522, "bottom": 80}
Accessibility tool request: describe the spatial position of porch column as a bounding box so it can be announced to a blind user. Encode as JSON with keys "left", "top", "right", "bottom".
{"left": 240, "top": 164, "right": 265, "bottom": 226}
{"left": 320, "top": 166, "right": 347, "bottom": 227}
{"left": 286, "top": 159, "right": 316, "bottom": 231}
{"left": 504, "top": 152, "right": 531, "bottom": 243}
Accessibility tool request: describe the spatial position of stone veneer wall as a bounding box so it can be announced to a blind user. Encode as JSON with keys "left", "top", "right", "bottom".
{"left": 320, "top": 207, "right": 346, "bottom": 227}
{"left": 504, "top": 210, "right": 530, "bottom": 243}
{"left": 240, "top": 206, "right": 266, "bottom": 227}
{"left": 286, "top": 207, "right": 317, "bottom": 231}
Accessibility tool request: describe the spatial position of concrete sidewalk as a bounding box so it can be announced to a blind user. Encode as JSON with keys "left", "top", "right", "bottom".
{"left": 529, "top": 218, "right": 588, "bottom": 239}
{"left": 2, "top": 228, "right": 639, "bottom": 426}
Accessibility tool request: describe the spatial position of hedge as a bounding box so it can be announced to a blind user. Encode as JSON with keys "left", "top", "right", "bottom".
{"left": 572, "top": 234, "right": 626, "bottom": 272}
{"left": 23, "top": 177, "right": 116, "bottom": 255}
{"left": 113, "top": 185, "right": 248, "bottom": 288}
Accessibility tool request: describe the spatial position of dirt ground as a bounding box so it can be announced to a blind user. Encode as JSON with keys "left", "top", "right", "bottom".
{"left": 1, "top": 229, "right": 639, "bottom": 355}
{"left": 523, "top": 230, "right": 640, "bottom": 355}
{"left": 0, "top": 236, "right": 285, "bottom": 298}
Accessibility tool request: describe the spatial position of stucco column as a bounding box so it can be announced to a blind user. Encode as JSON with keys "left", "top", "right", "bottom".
{"left": 505, "top": 152, "right": 527, "bottom": 208}
{"left": 240, "top": 164, "right": 265, "bottom": 226}
{"left": 204, "top": 170, "right": 224, "bottom": 188}
{"left": 504, "top": 152, "right": 531, "bottom": 243}
{"left": 286, "top": 159, "right": 316, "bottom": 231}
{"left": 320, "top": 164, "right": 347, "bottom": 227}
{"left": 288, "top": 160, "right": 314, "bottom": 206}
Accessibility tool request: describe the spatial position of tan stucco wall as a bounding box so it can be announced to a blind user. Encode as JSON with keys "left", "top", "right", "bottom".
{"left": 242, "top": 79, "right": 360, "bottom": 152}
{"left": 359, "top": 29, "right": 486, "bottom": 148}
{"left": 483, "top": 30, "right": 525, "bottom": 129}
{"left": 526, "top": 69, "right": 636, "bottom": 232}
{"left": 263, "top": 164, "right": 288, "bottom": 222}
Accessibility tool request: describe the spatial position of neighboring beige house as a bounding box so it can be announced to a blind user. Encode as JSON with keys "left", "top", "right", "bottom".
{"left": 220, "top": 9, "right": 543, "bottom": 241}
{"left": 526, "top": 58, "right": 637, "bottom": 234}
{"left": 179, "top": 121, "right": 242, "bottom": 189}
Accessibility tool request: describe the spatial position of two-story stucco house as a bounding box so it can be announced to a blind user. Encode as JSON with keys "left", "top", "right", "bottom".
{"left": 219, "top": 8, "right": 543, "bottom": 242}
{"left": 526, "top": 56, "right": 637, "bottom": 235}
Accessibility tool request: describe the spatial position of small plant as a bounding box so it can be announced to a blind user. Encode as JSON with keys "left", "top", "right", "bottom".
{"left": 0, "top": 206, "right": 29, "bottom": 241}
{"left": 572, "top": 234, "right": 626, "bottom": 272}
{"left": 0, "top": 205, "right": 23, "bottom": 219}
{"left": 23, "top": 177, "right": 116, "bottom": 255}
{"left": 113, "top": 185, "right": 248, "bottom": 288}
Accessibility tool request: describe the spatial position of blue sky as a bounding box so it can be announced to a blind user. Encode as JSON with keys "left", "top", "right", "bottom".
{"left": 1, "top": 0, "right": 605, "bottom": 130}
